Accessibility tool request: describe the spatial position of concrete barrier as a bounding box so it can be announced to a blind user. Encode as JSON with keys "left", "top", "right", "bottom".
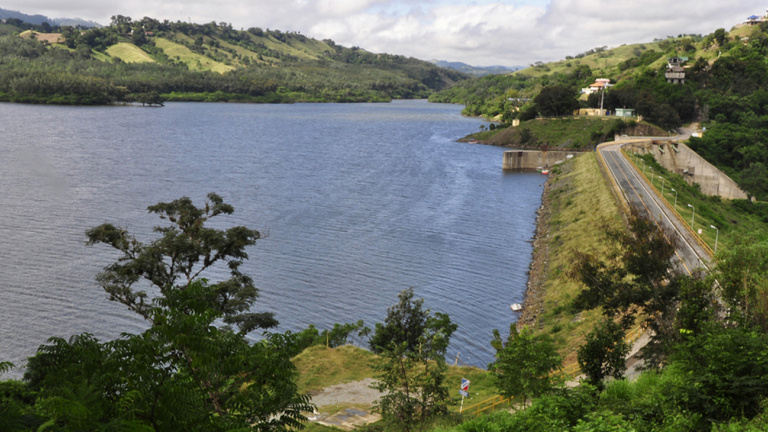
{"left": 503, "top": 150, "right": 581, "bottom": 171}
{"left": 624, "top": 141, "right": 748, "bottom": 200}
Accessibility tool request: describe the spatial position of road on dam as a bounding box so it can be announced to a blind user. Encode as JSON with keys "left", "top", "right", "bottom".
{"left": 597, "top": 141, "right": 711, "bottom": 276}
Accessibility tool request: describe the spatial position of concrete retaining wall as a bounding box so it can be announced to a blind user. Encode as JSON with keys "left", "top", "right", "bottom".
{"left": 503, "top": 150, "right": 581, "bottom": 171}
{"left": 624, "top": 141, "right": 748, "bottom": 200}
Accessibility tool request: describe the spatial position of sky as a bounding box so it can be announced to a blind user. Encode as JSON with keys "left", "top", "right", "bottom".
{"left": 7, "top": 1, "right": 768, "bottom": 67}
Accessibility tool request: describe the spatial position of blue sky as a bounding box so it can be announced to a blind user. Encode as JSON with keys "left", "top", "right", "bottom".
{"left": 8, "top": 1, "right": 768, "bottom": 66}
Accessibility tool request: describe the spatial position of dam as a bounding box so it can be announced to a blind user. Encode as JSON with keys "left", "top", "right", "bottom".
{"left": 503, "top": 150, "right": 581, "bottom": 171}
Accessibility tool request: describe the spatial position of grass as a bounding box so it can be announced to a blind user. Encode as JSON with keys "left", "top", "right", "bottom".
{"left": 529, "top": 153, "right": 625, "bottom": 365}
{"left": 154, "top": 37, "right": 234, "bottom": 73}
{"left": 292, "top": 345, "right": 498, "bottom": 412}
{"left": 106, "top": 42, "right": 155, "bottom": 63}
{"left": 625, "top": 150, "right": 768, "bottom": 254}
{"left": 293, "top": 345, "right": 378, "bottom": 393}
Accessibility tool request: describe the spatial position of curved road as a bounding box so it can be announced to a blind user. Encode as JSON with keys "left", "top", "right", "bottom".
{"left": 597, "top": 141, "right": 711, "bottom": 275}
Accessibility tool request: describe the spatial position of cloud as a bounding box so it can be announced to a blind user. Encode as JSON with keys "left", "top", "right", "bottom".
{"left": 6, "top": 1, "right": 768, "bottom": 66}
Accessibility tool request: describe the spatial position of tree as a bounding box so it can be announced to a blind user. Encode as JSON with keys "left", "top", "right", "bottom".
{"left": 86, "top": 193, "right": 276, "bottom": 335}
{"left": 24, "top": 280, "right": 313, "bottom": 431}
{"left": 488, "top": 325, "right": 562, "bottom": 406}
{"left": 714, "top": 28, "right": 727, "bottom": 47}
{"left": 371, "top": 289, "right": 457, "bottom": 432}
{"left": 534, "top": 85, "right": 580, "bottom": 117}
{"left": 712, "top": 234, "right": 768, "bottom": 331}
{"left": 577, "top": 319, "right": 630, "bottom": 390}
{"left": 370, "top": 288, "right": 429, "bottom": 353}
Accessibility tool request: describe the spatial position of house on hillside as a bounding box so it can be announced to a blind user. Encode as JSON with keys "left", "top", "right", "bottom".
{"left": 666, "top": 66, "right": 686, "bottom": 84}
{"left": 581, "top": 78, "right": 612, "bottom": 95}
{"left": 667, "top": 56, "right": 688, "bottom": 67}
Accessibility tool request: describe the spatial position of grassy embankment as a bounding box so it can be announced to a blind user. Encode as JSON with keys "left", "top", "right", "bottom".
{"left": 625, "top": 150, "right": 768, "bottom": 253}
{"left": 465, "top": 117, "right": 669, "bottom": 151}
{"left": 521, "top": 152, "right": 625, "bottom": 366}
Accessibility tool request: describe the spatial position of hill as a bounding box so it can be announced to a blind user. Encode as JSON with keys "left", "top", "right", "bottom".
{"left": 0, "top": 16, "right": 470, "bottom": 105}
{"left": 0, "top": 7, "right": 100, "bottom": 27}
{"left": 430, "top": 60, "right": 522, "bottom": 77}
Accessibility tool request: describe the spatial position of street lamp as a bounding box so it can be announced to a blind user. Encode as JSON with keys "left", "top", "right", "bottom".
{"left": 670, "top": 188, "right": 677, "bottom": 210}
{"left": 687, "top": 204, "right": 696, "bottom": 229}
{"left": 659, "top": 176, "right": 665, "bottom": 195}
{"left": 710, "top": 225, "right": 719, "bottom": 254}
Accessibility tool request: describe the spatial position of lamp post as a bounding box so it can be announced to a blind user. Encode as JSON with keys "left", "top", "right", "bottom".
{"left": 670, "top": 188, "right": 677, "bottom": 210}
{"left": 687, "top": 204, "right": 696, "bottom": 229}
{"left": 659, "top": 176, "right": 665, "bottom": 195}
{"left": 710, "top": 225, "right": 719, "bottom": 254}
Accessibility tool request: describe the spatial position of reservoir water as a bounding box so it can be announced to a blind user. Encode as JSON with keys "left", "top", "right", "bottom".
{"left": 0, "top": 100, "right": 545, "bottom": 375}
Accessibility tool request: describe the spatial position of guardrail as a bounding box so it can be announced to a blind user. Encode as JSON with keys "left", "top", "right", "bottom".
{"left": 461, "top": 394, "right": 513, "bottom": 417}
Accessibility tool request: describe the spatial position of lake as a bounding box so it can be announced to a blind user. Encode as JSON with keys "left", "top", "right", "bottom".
{"left": 0, "top": 100, "right": 545, "bottom": 375}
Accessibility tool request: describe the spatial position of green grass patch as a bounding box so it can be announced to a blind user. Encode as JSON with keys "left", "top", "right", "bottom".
{"left": 106, "top": 42, "right": 155, "bottom": 63}
{"left": 292, "top": 345, "right": 498, "bottom": 412}
{"left": 154, "top": 37, "right": 234, "bottom": 73}
{"left": 293, "top": 345, "right": 378, "bottom": 393}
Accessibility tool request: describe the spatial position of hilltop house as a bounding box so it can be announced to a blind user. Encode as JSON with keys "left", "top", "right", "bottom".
{"left": 745, "top": 10, "right": 768, "bottom": 24}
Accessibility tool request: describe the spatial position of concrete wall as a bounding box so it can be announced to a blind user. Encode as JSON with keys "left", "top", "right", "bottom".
{"left": 503, "top": 150, "right": 581, "bottom": 171}
{"left": 624, "top": 141, "right": 748, "bottom": 200}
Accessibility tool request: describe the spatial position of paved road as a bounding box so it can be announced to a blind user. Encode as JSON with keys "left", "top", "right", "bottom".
{"left": 597, "top": 141, "right": 711, "bottom": 275}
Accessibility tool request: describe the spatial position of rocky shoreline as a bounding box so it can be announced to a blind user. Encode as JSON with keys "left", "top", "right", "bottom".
{"left": 517, "top": 174, "right": 554, "bottom": 330}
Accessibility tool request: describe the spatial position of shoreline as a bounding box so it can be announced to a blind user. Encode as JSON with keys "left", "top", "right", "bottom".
{"left": 517, "top": 173, "right": 553, "bottom": 330}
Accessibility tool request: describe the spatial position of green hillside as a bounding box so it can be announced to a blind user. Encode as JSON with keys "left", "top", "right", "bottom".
{"left": 0, "top": 17, "right": 469, "bottom": 105}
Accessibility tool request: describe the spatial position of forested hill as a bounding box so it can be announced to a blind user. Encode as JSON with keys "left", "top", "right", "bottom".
{"left": 0, "top": 15, "right": 469, "bottom": 105}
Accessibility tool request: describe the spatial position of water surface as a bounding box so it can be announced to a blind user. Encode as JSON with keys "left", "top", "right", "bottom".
{"left": 0, "top": 100, "right": 545, "bottom": 374}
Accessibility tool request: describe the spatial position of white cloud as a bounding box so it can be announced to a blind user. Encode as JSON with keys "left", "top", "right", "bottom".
{"left": 6, "top": 1, "right": 768, "bottom": 66}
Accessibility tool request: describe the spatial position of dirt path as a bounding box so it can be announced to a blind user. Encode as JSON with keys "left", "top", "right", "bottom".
{"left": 307, "top": 378, "right": 382, "bottom": 430}
{"left": 309, "top": 377, "right": 381, "bottom": 407}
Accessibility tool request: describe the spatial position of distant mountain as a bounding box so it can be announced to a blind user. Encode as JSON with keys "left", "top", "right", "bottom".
{"left": 52, "top": 17, "right": 102, "bottom": 28}
{"left": 0, "top": 7, "right": 50, "bottom": 25}
{"left": 431, "top": 60, "right": 523, "bottom": 77}
{"left": 0, "top": 7, "right": 101, "bottom": 27}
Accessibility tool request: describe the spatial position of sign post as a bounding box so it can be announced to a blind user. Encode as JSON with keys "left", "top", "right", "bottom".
{"left": 459, "top": 378, "right": 470, "bottom": 413}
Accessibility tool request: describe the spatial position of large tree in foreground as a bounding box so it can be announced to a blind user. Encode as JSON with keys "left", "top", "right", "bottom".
{"left": 86, "top": 192, "right": 277, "bottom": 334}
{"left": 16, "top": 194, "right": 312, "bottom": 431}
